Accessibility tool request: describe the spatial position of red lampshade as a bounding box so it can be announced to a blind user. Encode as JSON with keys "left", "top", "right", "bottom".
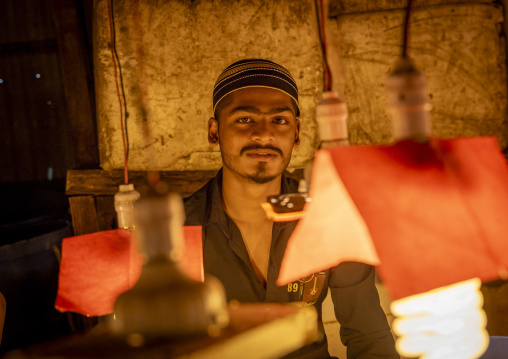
{"left": 279, "top": 137, "right": 508, "bottom": 300}
{"left": 55, "top": 226, "right": 202, "bottom": 316}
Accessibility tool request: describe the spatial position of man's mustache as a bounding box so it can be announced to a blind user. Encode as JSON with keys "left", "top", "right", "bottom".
{"left": 240, "top": 144, "right": 283, "bottom": 156}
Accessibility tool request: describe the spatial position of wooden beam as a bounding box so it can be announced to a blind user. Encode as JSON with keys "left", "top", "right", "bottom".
{"left": 50, "top": 0, "right": 99, "bottom": 168}
{"left": 66, "top": 170, "right": 219, "bottom": 197}
{"left": 66, "top": 169, "right": 305, "bottom": 197}
{"left": 69, "top": 196, "right": 100, "bottom": 235}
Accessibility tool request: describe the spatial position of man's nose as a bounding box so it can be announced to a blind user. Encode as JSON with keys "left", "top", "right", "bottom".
{"left": 251, "top": 121, "right": 275, "bottom": 143}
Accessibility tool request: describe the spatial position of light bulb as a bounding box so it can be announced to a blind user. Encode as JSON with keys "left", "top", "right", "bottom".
{"left": 390, "top": 278, "right": 489, "bottom": 359}
{"left": 386, "top": 57, "right": 432, "bottom": 142}
{"left": 315, "top": 91, "right": 349, "bottom": 147}
{"left": 114, "top": 184, "right": 141, "bottom": 231}
{"left": 110, "top": 190, "right": 229, "bottom": 338}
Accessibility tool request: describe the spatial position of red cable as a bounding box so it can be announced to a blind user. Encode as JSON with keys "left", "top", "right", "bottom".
{"left": 107, "top": 0, "right": 129, "bottom": 185}
{"left": 318, "top": 0, "right": 331, "bottom": 91}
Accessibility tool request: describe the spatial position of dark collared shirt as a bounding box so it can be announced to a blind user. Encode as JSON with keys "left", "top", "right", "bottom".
{"left": 184, "top": 169, "right": 398, "bottom": 358}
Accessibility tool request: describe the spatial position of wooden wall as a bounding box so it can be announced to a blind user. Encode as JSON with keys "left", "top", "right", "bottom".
{"left": 0, "top": 0, "right": 97, "bottom": 184}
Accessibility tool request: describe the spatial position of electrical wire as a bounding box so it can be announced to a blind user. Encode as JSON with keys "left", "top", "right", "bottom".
{"left": 402, "top": 0, "right": 414, "bottom": 58}
{"left": 110, "top": 0, "right": 130, "bottom": 162}
{"left": 314, "top": 0, "right": 332, "bottom": 91}
{"left": 129, "top": 0, "right": 161, "bottom": 190}
{"left": 107, "top": 0, "right": 129, "bottom": 184}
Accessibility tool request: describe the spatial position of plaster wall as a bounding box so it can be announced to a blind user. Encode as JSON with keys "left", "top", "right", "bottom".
{"left": 331, "top": 1, "right": 508, "bottom": 147}
{"left": 95, "top": 0, "right": 508, "bottom": 172}
{"left": 94, "top": 0, "right": 323, "bottom": 171}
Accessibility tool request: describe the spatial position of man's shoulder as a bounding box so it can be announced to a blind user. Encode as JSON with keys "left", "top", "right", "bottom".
{"left": 281, "top": 173, "right": 300, "bottom": 194}
{"left": 183, "top": 175, "right": 217, "bottom": 225}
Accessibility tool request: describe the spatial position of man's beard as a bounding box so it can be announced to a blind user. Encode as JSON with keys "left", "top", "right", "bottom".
{"left": 220, "top": 143, "right": 289, "bottom": 184}
{"left": 245, "top": 162, "right": 277, "bottom": 184}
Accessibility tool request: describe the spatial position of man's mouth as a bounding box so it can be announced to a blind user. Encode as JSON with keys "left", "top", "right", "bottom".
{"left": 244, "top": 150, "right": 280, "bottom": 161}
{"left": 241, "top": 145, "right": 283, "bottom": 157}
{"left": 248, "top": 150, "right": 276, "bottom": 156}
{"left": 245, "top": 152, "right": 277, "bottom": 161}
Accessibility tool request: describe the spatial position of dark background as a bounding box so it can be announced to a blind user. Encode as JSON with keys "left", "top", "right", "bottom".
{"left": 0, "top": 0, "right": 97, "bottom": 353}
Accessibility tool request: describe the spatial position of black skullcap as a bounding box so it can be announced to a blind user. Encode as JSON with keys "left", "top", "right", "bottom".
{"left": 213, "top": 58, "right": 300, "bottom": 116}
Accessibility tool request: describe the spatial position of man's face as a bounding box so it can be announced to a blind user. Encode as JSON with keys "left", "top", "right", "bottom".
{"left": 208, "top": 87, "right": 300, "bottom": 184}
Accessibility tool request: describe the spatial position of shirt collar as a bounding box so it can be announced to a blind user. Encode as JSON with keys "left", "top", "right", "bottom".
{"left": 205, "top": 168, "right": 228, "bottom": 230}
{"left": 205, "top": 168, "right": 297, "bottom": 230}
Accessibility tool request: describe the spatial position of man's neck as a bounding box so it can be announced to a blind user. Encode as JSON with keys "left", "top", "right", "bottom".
{"left": 221, "top": 168, "right": 282, "bottom": 224}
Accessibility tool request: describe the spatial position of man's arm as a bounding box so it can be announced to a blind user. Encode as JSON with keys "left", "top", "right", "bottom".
{"left": 329, "top": 262, "right": 399, "bottom": 359}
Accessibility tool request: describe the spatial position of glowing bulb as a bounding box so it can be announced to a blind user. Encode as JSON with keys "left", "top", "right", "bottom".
{"left": 35, "top": 73, "right": 41, "bottom": 78}
{"left": 390, "top": 278, "right": 489, "bottom": 359}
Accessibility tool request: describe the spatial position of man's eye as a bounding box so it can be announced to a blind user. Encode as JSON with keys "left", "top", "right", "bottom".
{"left": 274, "top": 118, "right": 288, "bottom": 125}
{"left": 237, "top": 117, "right": 252, "bottom": 123}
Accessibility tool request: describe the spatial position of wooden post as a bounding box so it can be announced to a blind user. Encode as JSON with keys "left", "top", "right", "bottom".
{"left": 69, "top": 196, "right": 100, "bottom": 235}
{"left": 50, "top": 0, "right": 99, "bottom": 168}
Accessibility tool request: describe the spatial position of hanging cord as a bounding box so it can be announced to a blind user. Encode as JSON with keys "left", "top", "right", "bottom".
{"left": 129, "top": 1, "right": 160, "bottom": 189}
{"left": 402, "top": 0, "right": 414, "bottom": 58}
{"left": 110, "top": 0, "right": 130, "bottom": 162}
{"left": 314, "top": 0, "right": 332, "bottom": 91}
{"left": 107, "top": 0, "right": 129, "bottom": 184}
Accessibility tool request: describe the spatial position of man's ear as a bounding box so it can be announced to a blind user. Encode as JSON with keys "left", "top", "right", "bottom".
{"left": 208, "top": 117, "right": 219, "bottom": 146}
{"left": 294, "top": 119, "right": 301, "bottom": 146}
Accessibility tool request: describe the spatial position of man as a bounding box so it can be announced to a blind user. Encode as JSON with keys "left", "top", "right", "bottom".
{"left": 184, "top": 59, "right": 398, "bottom": 358}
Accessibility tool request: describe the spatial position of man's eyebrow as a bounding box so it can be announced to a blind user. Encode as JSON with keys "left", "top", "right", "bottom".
{"left": 229, "top": 106, "right": 295, "bottom": 116}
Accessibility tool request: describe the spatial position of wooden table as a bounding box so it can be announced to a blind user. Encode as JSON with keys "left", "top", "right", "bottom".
{"left": 7, "top": 303, "right": 318, "bottom": 359}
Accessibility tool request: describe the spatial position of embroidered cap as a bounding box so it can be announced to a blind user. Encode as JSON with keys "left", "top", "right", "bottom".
{"left": 212, "top": 58, "right": 300, "bottom": 116}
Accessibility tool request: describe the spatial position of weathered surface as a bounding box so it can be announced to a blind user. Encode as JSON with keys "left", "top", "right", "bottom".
{"left": 95, "top": 0, "right": 508, "bottom": 170}
{"left": 329, "top": 0, "right": 495, "bottom": 15}
{"left": 334, "top": 2, "right": 508, "bottom": 147}
{"left": 95, "top": 0, "right": 323, "bottom": 171}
